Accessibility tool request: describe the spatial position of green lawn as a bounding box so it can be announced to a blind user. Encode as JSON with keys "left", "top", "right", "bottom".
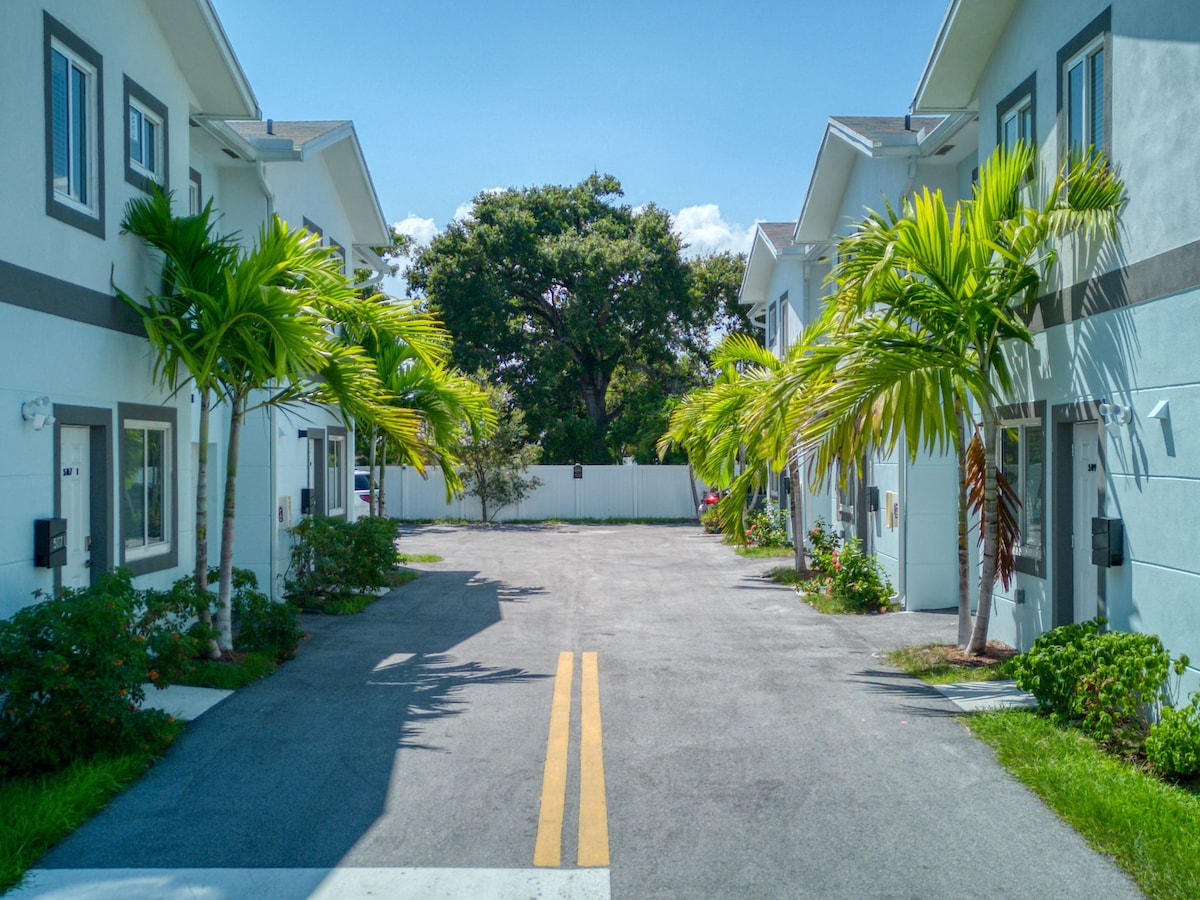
{"left": 0, "top": 736, "right": 181, "bottom": 893}
{"left": 968, "top": 710, "right": 1200, "bottom": 900}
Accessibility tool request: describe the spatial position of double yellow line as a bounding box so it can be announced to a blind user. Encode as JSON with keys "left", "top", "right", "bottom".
{"left": 533, "top": 651, "right": 609, "bottom": 867}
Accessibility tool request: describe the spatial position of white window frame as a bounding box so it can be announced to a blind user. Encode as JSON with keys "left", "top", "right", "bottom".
{"left": 766, "top": 300, "right": 778, "bottom": 348}
{"left": 326, "top": 435, "right": 346, "bottom": 516}
{"left": 1063, "top": 35, "right": 1106, "bottom": 155}
{"left": 128, "top": 99, "right": 162, "bottom": 182}
{"left": 188, "top": 168, "right": 202, "bottom": 215}
{"left": 122, "top": 418, "right": 173, "bottom": 563}
{"left": 999, "top": 418, "right": 1045, "bottom": 564}
{"left": 1001, "top": 95, "right": 1034, "bottom": 151}
{"left": 49, "top": 40, "right": 98, "bottom": 216}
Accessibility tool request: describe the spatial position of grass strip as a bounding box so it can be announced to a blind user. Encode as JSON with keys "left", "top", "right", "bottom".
{"left": 173, "top": 650, "right": 278, "bottom": 690}
{"left": 397, "top": 553, "right": 442, "bottom": 564}
{"left": 884, "top": 642, "right": 1015, "bottom": 684}
{"left": 967, "top": 709, "right": 1200, "bottom": 900}
{"left": 0, "top": 741, "right": 179, "bottom": 893}
{"left": 735, "top": 545, "right": 794, "bottom": 558}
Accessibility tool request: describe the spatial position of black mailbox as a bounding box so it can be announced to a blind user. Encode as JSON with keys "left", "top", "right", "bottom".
{"left": 867, "top": 485, "right": 880, "bottom": 512}
{"left": 1091, "top": 516, "right": 1124, "bottom": 567}
{"left": 300, "top": 488, "right": 313, "bottom": 515}
{"left": 34, "top": 518, "right": 67, "bottom": 568}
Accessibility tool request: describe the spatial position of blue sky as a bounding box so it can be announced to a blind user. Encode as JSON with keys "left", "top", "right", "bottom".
{"left": 211, "top": 0, "right": 950, "bottom": 257}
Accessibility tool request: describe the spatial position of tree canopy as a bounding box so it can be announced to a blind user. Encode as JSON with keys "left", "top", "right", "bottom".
{"left": 407, "top": 173, "right": 748, "bottom": 463}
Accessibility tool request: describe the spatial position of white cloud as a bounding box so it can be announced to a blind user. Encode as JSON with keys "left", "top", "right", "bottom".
{"left": 392, "top": 214, "right": 438, "bottom": 250}
{"left": 453, "top": 187, "right": 506, "bottom": 223}
{"left": 672, "top": 204, "right": 759, "bottom": 258}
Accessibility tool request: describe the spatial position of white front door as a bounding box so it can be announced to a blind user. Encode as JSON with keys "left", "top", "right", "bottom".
{"left": 1072, "top": 422, "right": 1099, "bottom": 623}
{"left": 60, "top": 425, "right": 92, "bottom": 589}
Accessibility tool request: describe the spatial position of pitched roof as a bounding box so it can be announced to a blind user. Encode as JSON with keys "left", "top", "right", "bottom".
{"left": 759, "top": 222, "right": 797, "bottom": 252}
{"left": 226, "top": 120, "right": 351, "bottom": 147}
{"left": 830, "top": 116, "right": 944, "bottom": 142}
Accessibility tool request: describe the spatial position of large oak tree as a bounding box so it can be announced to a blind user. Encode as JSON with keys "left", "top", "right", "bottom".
{"left": 407, "top": 173, "right": 745, "bottom": 463}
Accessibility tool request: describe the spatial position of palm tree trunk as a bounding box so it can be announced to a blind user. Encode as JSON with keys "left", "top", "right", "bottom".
{"left": 955, "top": 403, "right": 972, "bottom": 649}
{"left": 216, "top": 394, "right": 245, "bottom": 653}
{"left": 788, "top": 454, "right": 805, "bottom": 571}
{"left": 968, "top": 410, "right": 1000, "bottom": 654}
{"left": 194, "top": 389, "right": 220, "bottom": 659}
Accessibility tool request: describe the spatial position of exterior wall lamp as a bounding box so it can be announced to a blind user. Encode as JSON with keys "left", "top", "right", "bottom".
{"left": 1098, "top": 401, "right": 1130, "bottom": 427}
{"left": 21, "top": 396, "right": 54, "bottom": 431}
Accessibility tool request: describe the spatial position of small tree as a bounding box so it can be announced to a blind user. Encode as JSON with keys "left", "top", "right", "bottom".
{"left": 457, "top": 382, "right": 542, "bottom": 521}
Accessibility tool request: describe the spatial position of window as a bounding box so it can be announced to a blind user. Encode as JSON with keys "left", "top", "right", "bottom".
{"left": 119, "top": 404, "right": 177, "bottom": 573}
{"left": 997, "top": 73, "right": 1037, "bottom": 153}
{"left": 766, "top": 301, "right": 778, "bottom": 348}
{"left": 326, "top": 433, "right": 346, "bottom": 516}
{"left": 1000, "top": 418, "right": 1045, "bottom": 567}
{"left": 329, "top": 239, "right": 346, "bottom": 275}
{"left": 123, "top": 77, "right": 168, "bottom": 192}
{"left": 1058, "top": 9, "right": 1110, "bottom": 158}
{"left": 44, "top": 14, "right": 104, "bottom": 236}
{"left": 188, "top": 168, "right": 202, "bottom": 215}
{"left": 778, "top": 291, "right": 789, "bottom": 350}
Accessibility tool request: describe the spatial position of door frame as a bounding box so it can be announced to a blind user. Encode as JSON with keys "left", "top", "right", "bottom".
{"left": 1051, "top": 401, "right": 1107, "bottom": 627}
{"left": 53, "top": 405, "right": 112, "bottom": 590}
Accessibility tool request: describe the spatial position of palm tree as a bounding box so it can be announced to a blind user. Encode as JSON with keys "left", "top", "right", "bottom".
{"left": 773, "top": 142, "right": 1124, "bottom": 652}
{"left": 659, "top": 333, "right": 799, "bottom": 550}
{"left": 354, "top": 328, "right": 495, "bottom": 515}
{"left": 119, "top": 189, "right": 239, "bottom": 655}
{"left": 122, "top": 193, "right": 451, "bottom": 650}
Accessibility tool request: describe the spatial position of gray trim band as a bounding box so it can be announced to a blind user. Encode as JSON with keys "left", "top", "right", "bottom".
{"left": 1029, "top": 238, "right": 1200, "bottom": 333}
{"left": 0, "top": 257, "right": 144, "bottom": 335}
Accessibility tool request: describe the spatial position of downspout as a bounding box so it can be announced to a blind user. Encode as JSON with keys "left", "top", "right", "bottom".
{"left": 255, "top": 160, "right": 274, "bottom": 219}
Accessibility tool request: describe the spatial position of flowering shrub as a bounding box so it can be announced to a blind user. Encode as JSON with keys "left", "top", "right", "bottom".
{"left": 799, "top": 522, "right": 894, "bottom": 613}
{"left": 0, "top": 571, "right": 182, "bottom": 776}
{"left": 805, "top": 518, "right": 840, "bottom": 571}
{"left": 745, "top": 502, "right": 791, "bottom": 548}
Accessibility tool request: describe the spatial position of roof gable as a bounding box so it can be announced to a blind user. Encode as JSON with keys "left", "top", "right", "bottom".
{"left": 912, "top": 0, "right": 1020, "bottom": 113}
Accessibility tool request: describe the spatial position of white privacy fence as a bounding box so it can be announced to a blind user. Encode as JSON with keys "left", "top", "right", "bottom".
{"left": 376, "top": 465, "right": 705, "bottom": 521}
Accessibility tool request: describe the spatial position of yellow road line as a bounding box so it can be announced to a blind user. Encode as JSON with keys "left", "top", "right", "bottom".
{"left": 533, "top": 651, "right": 574, "bottom": 867}
{"left": 578, "top": 651, "right": 610, "bottom": 867}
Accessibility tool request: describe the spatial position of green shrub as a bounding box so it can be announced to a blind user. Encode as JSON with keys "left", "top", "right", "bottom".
{"left": 699, "top": 506, "right": 722, "bottom": 534}
{"left": 0, "top": 571, "right": 179, "bottom": 776}
{"left": 228, "top": 568, "right": 303, "bottom": 661}
{"left": 285, "top": 515, "right": 402, "bottom": 606}
{"left": 1146, "top": 694, "right": 1200, "bottom": 779}
{"left": 1011, "top": 618, "right": 1104, "bottom": 718}
{"left": 828, "top": 538, "right": 894, "bottom": 612}
{"left": 805, "top": 518, "right": 840, "bottom": 572}
{"left": 745, "top": 502, "right": 790, "bottom": 548}
{"left": 1012, "top": 618, "right": 1184, "bottom": 747}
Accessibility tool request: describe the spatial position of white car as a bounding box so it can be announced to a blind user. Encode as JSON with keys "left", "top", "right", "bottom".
{"left": 353, "top": 469, "right": 372, "bottom": 520}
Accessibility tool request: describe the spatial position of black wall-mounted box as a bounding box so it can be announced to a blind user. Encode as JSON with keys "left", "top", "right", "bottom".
{"left": 34, "top": 518, "right": 67, "bottom": 568}
{"left": 1091, "top": 516, "right": 1124, "bottom": 567}
{"left": 300, "top": 488, "right": 313, "bottom": 515}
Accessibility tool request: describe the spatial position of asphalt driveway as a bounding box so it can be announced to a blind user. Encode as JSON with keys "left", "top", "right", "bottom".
{"left": 15, "top": 524, "right": 1142, "bottom": 899}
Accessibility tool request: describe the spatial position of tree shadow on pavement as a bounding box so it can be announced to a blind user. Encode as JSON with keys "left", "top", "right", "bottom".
{"left": 849, "top": 667, "right": 962, "bottom": 718}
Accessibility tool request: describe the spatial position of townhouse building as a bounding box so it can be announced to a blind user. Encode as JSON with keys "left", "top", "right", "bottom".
{"left": 0, "top": 0, "right": 389, "bottom": 619}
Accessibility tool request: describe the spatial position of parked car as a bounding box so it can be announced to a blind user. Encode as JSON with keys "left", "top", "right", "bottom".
{"left": 353, "top": 469, "right": 371, "bottom": 520}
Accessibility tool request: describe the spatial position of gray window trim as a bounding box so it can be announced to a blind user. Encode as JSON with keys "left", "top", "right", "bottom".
{"left": 995, "top": 72, "right": 1037, "bottom": 148}
{"left": 123, "top": 76, "right": 169, "bottom": 194}
{"left": 997, "top": 400, "right": 1047, "bottom": 578}
{"left": 188, "top": 167, "right": 202, "bottom": 214}
{"left": 44, "top": 13, "right": 105, "bottom": 238}
{"left": 118, "top": 402, "right": 179, "bottom": 576}
{"left": 52, "top": 405, "right": 113, "bottom": 589}
{"left": 1056, "top": 7, "right": 1112, "bottom": 159}
{"left": 326, "top": 425, "right": 349, "bottom": 521}
{"left": 306, "top": 428, "right": 326, "bottom": 516}
{"left": 329, "top": 238, "right": 345, "bottom": 275}
{"left": 303, "top": 217, "right": 323, "bottom": 240}
{"left": 1051, "top": 403, "right": 1107, "bottom": 627}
